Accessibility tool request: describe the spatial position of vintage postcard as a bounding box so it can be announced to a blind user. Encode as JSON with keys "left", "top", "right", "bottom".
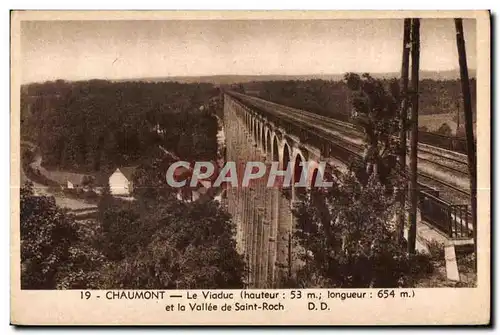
{"left": 10, "top": 10, "right": 490, "bottom": 325}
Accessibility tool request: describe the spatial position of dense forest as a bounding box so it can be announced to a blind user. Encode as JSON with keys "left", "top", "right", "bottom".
{"left": 236, "top": 77, "right": 477, "bottom": 126}
{"left": 19, "top": 75, "right": 476, "bottom": 289}
{"left": 21, "top": 181, "right": 246, "bottom": 289}
{"left": 22, "top": 77, "right": 476, "bottom": 174}
{"left": 20, "top": 79, "right": 244, "bottom": 289}
{"left": 21, "top": 80, "right": 220, "bottom": 174}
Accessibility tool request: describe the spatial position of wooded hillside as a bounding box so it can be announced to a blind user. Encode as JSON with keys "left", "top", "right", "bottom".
{"left": 237, "top": 78, "right": 476, "bottom": 122}
{"left": 21, "top": 80, "right": 220, "bottom": 173}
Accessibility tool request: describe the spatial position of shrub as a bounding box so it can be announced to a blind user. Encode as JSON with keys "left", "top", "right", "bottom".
{"left": 426, "top": 240, "right": 445, "bottom": 263}
{"left": 292, "top": 173, "right": 434, "bottom": 288}
{"left": 290, "top": 73, "right": 434, "bottom": 288}
{"left": 436, "top": 123, "right": 452, "bottom": 136}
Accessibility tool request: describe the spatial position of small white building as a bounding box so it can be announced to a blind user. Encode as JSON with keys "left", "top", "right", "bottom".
{"left": 45, "top": 171, "right": 87, "bottom": 190}
{"left": 109, "top": 166, "right": 137, "bottom": 196}
{"left": 66, "top": 179, "right": 80, "bottom": 189}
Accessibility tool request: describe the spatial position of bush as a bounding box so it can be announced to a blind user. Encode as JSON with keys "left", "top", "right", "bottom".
{"left": 97, "top": 199, "right": 245, "bottom": 289}
{"left": 292, "top": 172, "right": 433, "bottom": 288}
{"left": 290, "top": 73, "right": 434, "bottom": 288}
{"left": 436, "top": 123, "right": 452, "bottom": 136}
{"left": 20, "top": 183, "right": 104, "bottom": 289}
{"left": 426, "top": 240, "right": 445, "bottom": 263}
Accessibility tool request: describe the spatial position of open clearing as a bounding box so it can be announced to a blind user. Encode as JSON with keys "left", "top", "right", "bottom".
{"left": 419, "top": 113, "right": 456, "bottom": 133}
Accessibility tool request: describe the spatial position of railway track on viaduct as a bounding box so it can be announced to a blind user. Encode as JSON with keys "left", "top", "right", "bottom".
{"left": 227, "top": 91, "right": 471, "bottom": 206}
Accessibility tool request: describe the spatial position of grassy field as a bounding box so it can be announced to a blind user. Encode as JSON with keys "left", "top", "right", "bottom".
{"left": 419, "top": 113, "right": 477, "bottom": 136}
{"left": 419, "top": 113, "right": 456, "bottom": 133}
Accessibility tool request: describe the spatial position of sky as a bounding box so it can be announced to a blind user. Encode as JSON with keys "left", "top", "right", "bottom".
{"left": 20, "top": 18, "right": 476, "bottom": 84}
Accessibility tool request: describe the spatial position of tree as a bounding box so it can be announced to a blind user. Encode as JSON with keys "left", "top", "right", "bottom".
{"left": 21, "top": 80, "right": 220, "bottom": 172}
{"left": 132, "top": 152, "right": 177, "bottom": 201}
{"left": 149, "top": 200, "right": 245, "bottom": 288}
{"left": 55, "top": 239, "right": 106, "bottom": 289}
{"left": 99, "top": 238, "right": 181, "bottom": 289}
{"left": 436, "top": 122, "right": 452, "bottom": 136}
{"left": 290, "top": 73, "right": 432, "bottom": 288}
{"left": 97, "top": 204, "right": 144, "bottom": 261}
{"left": 343, "top": 73, "right": 402, "bottom": 189}
{"left": 99, "top": 199, "right": 246, "bottom": 289}
{"left": 293, "top": 170, "right": 431, "bottom": 288}
{"left": 20, "top": 182, "right": 104, "bottom": 289}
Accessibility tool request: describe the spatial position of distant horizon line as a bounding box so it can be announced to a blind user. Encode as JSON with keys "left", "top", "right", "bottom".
{"left": 22, "top": 67, "right": 477, "bottom": 85}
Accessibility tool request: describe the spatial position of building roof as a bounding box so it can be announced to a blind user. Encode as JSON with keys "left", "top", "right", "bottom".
{"left": 117, "top": 166, "right": 138, "bottom": 181}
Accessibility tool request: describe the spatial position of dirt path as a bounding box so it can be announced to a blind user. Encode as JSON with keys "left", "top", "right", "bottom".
{"left": 21, "top": 150, "right": 97, "bottom": 211}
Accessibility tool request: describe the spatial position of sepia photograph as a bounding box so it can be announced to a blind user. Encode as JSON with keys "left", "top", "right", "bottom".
{"left": 10, "top": 10, "right": 490, "bottom": 325}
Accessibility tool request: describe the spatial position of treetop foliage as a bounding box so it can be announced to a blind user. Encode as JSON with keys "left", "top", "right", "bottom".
{"left": 20, "top": 80, "right": 242, "bottom": 290}
{"left": 21, "top": 80, "right": 220, "bottom": 173}
{"left": 241, "top": 76, "right": 476, "bottom": 120}
{"left": 290, "top": 73, "right": 433, "bottom": 288}
{"left": 343, "top": 73, "right": 402, "bottom": 190}
{"left": 97, "top": 197, "right": 245, "bottom": 289}
{"left": 21, "top": 182, "right": 105, "bottom": 289}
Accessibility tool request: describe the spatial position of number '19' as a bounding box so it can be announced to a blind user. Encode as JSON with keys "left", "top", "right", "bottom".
{"left": 80, "top": 291, "right": 91, "bottom": 300}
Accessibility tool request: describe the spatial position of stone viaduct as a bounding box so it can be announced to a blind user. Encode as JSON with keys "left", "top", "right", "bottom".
{"left": 221, "top": 90, "right": 472, "bottom": 289}
{"left": 223, "top": 91, "right": 353, "bottom": 288}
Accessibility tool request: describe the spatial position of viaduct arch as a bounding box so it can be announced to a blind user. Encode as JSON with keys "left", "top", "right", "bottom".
{"left": 223, "top": 92, "right": 327, "bottom": 288}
